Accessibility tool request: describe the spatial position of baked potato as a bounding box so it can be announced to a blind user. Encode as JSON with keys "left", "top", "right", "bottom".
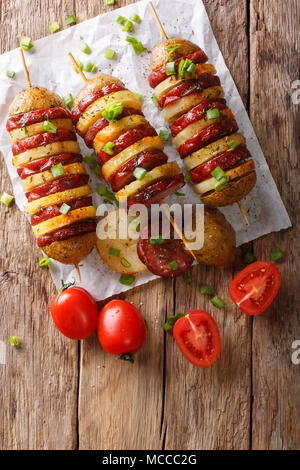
{"left": 201, "top": 172, "right": 257, "bottom": 207}
{"left": 150, "top": 38, "right": 200, "bottom": 71}
{"left": 9, "top": 86, "right": 65, "bottom": 115}
{"left": 43, "top": 232, "right": 97, "bottom": 265}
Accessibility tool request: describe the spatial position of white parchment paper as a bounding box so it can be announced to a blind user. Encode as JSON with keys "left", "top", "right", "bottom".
{"left": 0, "top": 0, "right": 291, "bottom": 300}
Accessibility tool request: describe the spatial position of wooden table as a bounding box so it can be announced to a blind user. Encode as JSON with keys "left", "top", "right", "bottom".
{"left": 0, "top": 0, "right": 299, "bottom": 450}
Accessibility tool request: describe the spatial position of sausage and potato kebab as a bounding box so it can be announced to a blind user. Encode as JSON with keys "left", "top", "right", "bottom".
{"left": 148, "top": 38, "right": 257, "bottom": 207}
{"left": 6, "top": 86, "right": 97, "bottom": 264}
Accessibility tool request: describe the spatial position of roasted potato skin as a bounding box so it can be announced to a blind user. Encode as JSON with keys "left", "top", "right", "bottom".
{"left": 9, "top": 87, "right": 65, "bottom": 116}
{"left": 201, "top": 171, "right": 257, "bottom": 207}
{"left": 150, "top": 38, "right": 200, "bottom": 71}
{"left": 191, "top": 207, "right": 236, "bottom": 267}
{"left": 73, "top": 74, "right": 124, "bottom": 108}
{"left": 43, "top": 232, "right": 97, "bottom": 264}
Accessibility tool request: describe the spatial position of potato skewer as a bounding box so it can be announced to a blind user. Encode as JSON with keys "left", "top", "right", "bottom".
{"left": 148, "top": 2, "right": 252, "bottom": 226}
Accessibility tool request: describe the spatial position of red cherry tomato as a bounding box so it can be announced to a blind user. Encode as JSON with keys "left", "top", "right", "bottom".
{"left": 229, "top": 261, "right": 281, "bottom": 316}
{"left": 173, "top": 310, "right": 221, "bottom": 367}
{"left": 97, "top": 300, "right": 146, "bottom": 356}
{"left": 51, "top": 285, "right": 98, "bottom": 340}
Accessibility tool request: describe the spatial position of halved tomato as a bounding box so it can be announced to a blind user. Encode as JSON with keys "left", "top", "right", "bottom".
{"left": 173, "top": 310, "right": 221, "bottom": 367}
{"left": 229, "top": 261, "right": 281, "bottom": 316}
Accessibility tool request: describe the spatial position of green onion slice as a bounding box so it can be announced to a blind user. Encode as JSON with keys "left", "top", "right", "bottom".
{"left": 97, "top": 185, "right": 117, "bottom": 203}
{"left": 122, "top": 20, "right": 134, "bottom": 32}
{"left": 49, "top": 22, "right": 60, "bottom": 33}
{"left": 243, "top": 252, "right": 256, "bottom": 264}
{"left": 130, "top": 14, "right": 141, "bottom": 23}
{"left": 184, "top": 171, "right": 191, "bottom": 182}
{"left": 109, "top": 247, "right": 120, "bottom": 257}
{"left": 166, "top": 61, "right": 176, "bottom": 76}
{"left": 152, "top": 96, "right": 160, "bottom": 108}
{"left": 83, "top": 62, "right": 97, "bottom": 73}
{"left": 169, "top": 260, "right": 179, "bottom": 271}
{"left": 149, "top": 234, "right": 165, "bottom": 245}
{"left": 6, "top": 70, "right": 15, "bottom": 79}
{"left": 59, "top": 203, "right": 71, "bottom": 215}
{"left": 211, "top": 166, "right": 226, "bottom": 181}
{"left": 175, "top": 191, "right": 185, "bottom": 196}
{"left": 121, "top": 257, "right": 131, "bottom": 268}
{"left": 210, "top": 296, "right": 225, "bottom": 309}
{"left": 79, "top": 41, "right": 91, "bottom": 54}
{"left": 65, "top": 14, "right": 77, "bottom": 26}
{"left": 116, "top": 16, "right": 127, "bottom": 25}
{"left": 119, "top": 274, "right": 135, "bottom": 285}
{"left": 43, "top": 120, "right": 57, "bottom": 133}
{"left": 62, "top": 93, "right": 73, "bottom": 109}
{"left": 159, "top": 129, "right": 170, "bottom": 141}
{"left": 206, "top": 108, "right": 220, "bottom": 120}
{"left": 134, "top": 92, "right": 143, "bottom": 102}
{"left": 51, "top": 163, "right": 65, "bottom": 178}
{"left": 93, "top": 164, "right": 102, "bottom": 178}
{"left": 214, "top": 177, "right": 228, "bottom": 191}
{"left": 1, "top": 192, "right": 14, "bottom": 207}
{"left": 20, "top": 36, "right": 33, "bottom": 51}
{"left": 162, "top": 313, "right": 184, "bottom": 332}
{"left": 105, "top": 48, "right": 116, "bottom": 60}
{"left": 228, "top": 139, "right": 237, "bottom": 150}
{"left": 166, "top": 43, "right": 181, "bottom": 61}
{"left": 200, "top": 285, "right": 213, "bottom": 295}
{"left": 271, "top": 249, "right": 284, "bottom": 262}
{"left": 125, "top": 36, "right": 144, "bottom": 54}
{"left": 106, "top": 0, "right": 115, "bottom": 4}
{"left": 8, "top": 336, "right": 19, "bottom": 347}
{"left": 186, "top": 62, "right": 196, "bottom": 77}
{"left": 84, "top": 155, "right": 96, "bottom": 166}
{"left": 39, "top": 256, "right": 51, "bottom": 267}
{"left": 102, "top": 102, "right": 123, "bottom": 122}
{"left": 133, "top": 167, "right": 147, "bottom": 180}
{"left": 72, "top": 59, "right": 83, "bottom": 73}
{"left": 103, "top": 141, "right": 115, "bottom": 155}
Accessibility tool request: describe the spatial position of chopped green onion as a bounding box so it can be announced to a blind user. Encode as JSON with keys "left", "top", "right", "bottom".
{"left": 271, "top": 249, "right": 284, "bottom": 262}
{"left": 65, "top": 14, "right": 77, "bottom": 26}
{"left": 207, "top": 108, "right": 220, "bottom": 120}
{"left": 200, "top": 285, "right": 213, "bottom": 295}
{"left": 184, "top": 276, "right": 192, "bottom": 285}
{"left": 166, "top": 43, "right": 181, "bottom": 61}
{"left": 133, "top": 167, "right": 147, "bottom": 180}
{"left": 169, "top": 260, "right": 179, "bottom": 271}
{"left": 186, "top": 62, "right": 196, "bottom": 76}
{"left": 6, "top": 70, "right": 15, "bottom": 79}
{"left": 20, "top": 36, "right": 33, "bottom": 52}
{"left": 109, "top": 247, "right": 120, "bottom": 257}
{"left": 134, "top": 92, "right": 143, "bottom": 102}
{"left": 159, "top": 129, "right": 170, "bottom": 141}
{"left": 51, "top": 163, "right": 65, "bottom": 178}
{"left": 166, "top": 61, "right": 176, "bottom": 75}
{"left": 62, "top": 93, "right": 73, "bottom": 109}
{"left": 102, "top": 102, "right": 123, "bottom": 122}
{"left": 175, "top": 191, "right": 185, "bottom": 196}
{"left": 152, "top": 96, "right": 160, "bottom": 108}
{"left": 243, "top": 252, "right": 256, "bottom": 264}
{"left": 149, "top": 234, "right": 165, "bottom": 245}
{"left": 125, "top": 36, "right": 144, "bottom": 54}
{"left": 84, "top": 155, "right": 96, "bottom": 166}
{"left": 121, "top": 257, "right": 131, "bottom": 268}
{"left": 72, "top": 59, "right": 83, "bottom": 73}
{"left": 178, "top": 58, "right": 192, "bottom": 78}
{"left": 105, "top": 48, "right": 116, "bottom": 60}
{"left": 39, "top": 256, "right": 51, "bottom": 267}
{"left": 59, "top": 203, "right": 71, "bottom": 215}
{"left": 184, "top": 171, "right": 191, "bottom": 182}
{"left": 43, "top": 120, "right": 57, "bottom": 133}
{"left": 122, "top": 20, "right": 134, "bottom": 32}
{"left": 49, "top": 22, "right": 60, "bottom": 33}
{"left": 106, "top": 0, "right": 115, "bottom": 4}
{"left": 1, "top": 192, "right": 14, "bottom": 207}
{"left": 211, "top": 166, "right": 226, "bottom": 181}
{"left": 228, "top": 139, "right": 237, "bottom": 150}
{"left": 162, "top": 313, "right": 184, "bottom": 332}
{"left": 210, "top": 296, "right": 225, "bottom": 309}
{"left": 119, "top": 274, "right": 135, "bottom": 286}
{"left": 116, "top": 16, "right": 127, "bottom": 25}
{"left": 103, "top": 141, "right": 115, "bottom": 155}
{"left": 79, "top": 41, "right": 91, "bottom": 54}
{"left": 97, "top": 185, "right": 117, "bottom": 203}
{"left": 83, "top": 62, "right": 97, "bottom": 73}
{"left": 214, "top": 177, "right": 228, "bottom": 191}
{"left": 130, "top": 14, "right": 141, "bottom": 23}
{"left": 8, "top": 336, "right": 19, "bottom": 347}
{"left": 93, "top": 164, "right": 102, "bottom": 178}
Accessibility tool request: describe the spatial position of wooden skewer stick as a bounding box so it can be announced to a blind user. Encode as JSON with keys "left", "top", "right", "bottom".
{"left": 20, "top": 49, "right": 32, "bottom": 87}
{"left": 75, "top": 264, "right": 82, "bottom": 283}
{"left": 148, "top": 2, "right": 251, "bottom": 227}
{"left": 148, "top": 2, "right": 168, "bottom": 40}
{"left": 68, "top": 52, "right": 88, "bottom": 82}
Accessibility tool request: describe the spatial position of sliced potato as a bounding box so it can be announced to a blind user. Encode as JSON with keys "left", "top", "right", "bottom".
{"left": 96, "top": 209, "right": 146, "bottom": 274}
{"left": 193, "top": 160, "right": 255, "bottom": 195}
{"left": 154, "top": 64, "right": 216, "bottom": 99}
{"left": 93, "top": 115, "right": 147, "bottom": 153}
{"left": 13, "top": 141, "right": 81, "bottom": 167}
{"left": 184, "top": 133, "right": 245, "bottom": 170}
{"left": 201, "top": 171, "right": 257, "bottom": 207}
{"left": 21, "top": 162, "right": 86, "bottom": 192}
{"left": 9, "top": 118, "right": 74, "bottom": 144}
{"left": 115, "top": 161, "right": 181, "bottom": 201}
{"left": 76, "top": 90, "right": 142, "bottom": 135}
{"left": 162, "top": 86, "right": 224, "bottom": 123}
{"left": 101, "top": 136, "right": 164, "bottom": 182}
{"left": 173, "top": 108, "right": 234, "bottom": 148}
{"left": 73, "top": 74, "right": 123, "bottom": 108}
{"left": 24, "top": 185, "right": 92, "bottom": 215}
{"left": 150, "top": 38, "right": 200, "bottom": 71}
{"left": 9, "top": 87, "right": 65, "bottom": 116}
{"left": 44, "top": 232, "right": 97, "bottom": 265}
{"left": 32, "top": 206, "right": 96, "bottom": 237}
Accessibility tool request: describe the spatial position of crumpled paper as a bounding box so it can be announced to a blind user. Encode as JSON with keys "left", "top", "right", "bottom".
{"left": 0, "top": 0, "right": 291, "bottom": 300}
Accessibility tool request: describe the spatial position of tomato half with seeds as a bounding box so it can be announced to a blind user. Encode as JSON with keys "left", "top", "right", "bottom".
{"left": 173, "top": 310, "right": 221, "bottom": 367}
{"left": 229, "top": 261, "right": 281, "bottom": 316}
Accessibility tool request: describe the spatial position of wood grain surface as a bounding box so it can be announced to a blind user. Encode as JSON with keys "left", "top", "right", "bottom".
{"left": 0, "top": 0, "right": 299, "bottom": 450}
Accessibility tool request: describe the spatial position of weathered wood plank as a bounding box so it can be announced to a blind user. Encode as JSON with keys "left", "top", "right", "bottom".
{"left": 0, "top": 0, "right": 81, "bottom": 450}
{"left": 163, "top": 0, "right": 252, "bottom": 450}
{"left": 250, "top": 0, "right": 300, "bottom": 450}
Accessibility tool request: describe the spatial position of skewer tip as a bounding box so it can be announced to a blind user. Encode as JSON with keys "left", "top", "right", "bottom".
{"left": 68, "top": 52, "right": 88, "bottom": 82}
{"left": 148, "top": 2, "right": 168, "bottom": 40}
{"left": 19, "top": 48, "right": 32, "bottom": 88}
{"left": 237, "top": 201, "right": 250, "bottom": 226}
{"left": 75, "top": 264, "right": 82, "bottom": 283}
